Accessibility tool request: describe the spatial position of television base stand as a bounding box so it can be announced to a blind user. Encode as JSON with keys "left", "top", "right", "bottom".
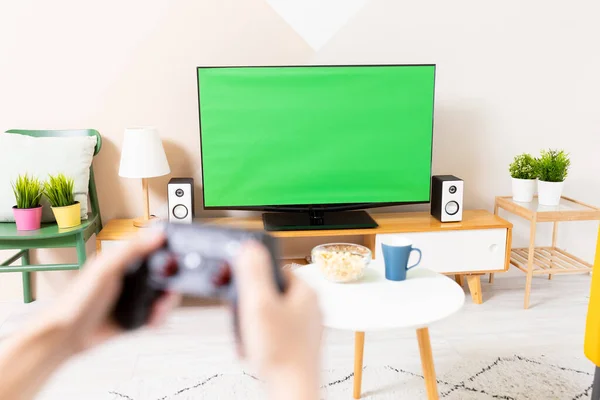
{"left": 262, "top": 210, "right": 378, "bottom": 231}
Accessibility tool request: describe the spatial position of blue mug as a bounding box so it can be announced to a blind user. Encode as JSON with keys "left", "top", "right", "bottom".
{"left": 381, "top": 237, "right": 422, "bottom": 281}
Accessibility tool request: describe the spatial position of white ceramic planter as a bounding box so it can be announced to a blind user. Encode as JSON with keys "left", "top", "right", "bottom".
{"left": 538, "top": 180, "right": 564, "bottom": 206}
{"left": 511, "top": 178, "right": 536, "bottom": 203}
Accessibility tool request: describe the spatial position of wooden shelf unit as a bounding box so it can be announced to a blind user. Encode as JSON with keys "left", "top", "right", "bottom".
{"left": 495, "top": 195, "right": 600, "bottom": 309}
{"left": 511, "top": 247, "right": 592, "bottom": 276}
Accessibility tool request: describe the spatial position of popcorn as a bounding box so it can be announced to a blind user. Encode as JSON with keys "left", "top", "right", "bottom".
{"left": 312, "top": 244, "right": 371, "bottom": 283}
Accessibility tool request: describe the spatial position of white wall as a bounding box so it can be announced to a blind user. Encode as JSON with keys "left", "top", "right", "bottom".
{"left": 0, "top": 0, "right": 599, "bottom": 300}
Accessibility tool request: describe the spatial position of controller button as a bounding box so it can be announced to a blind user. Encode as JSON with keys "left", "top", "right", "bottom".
{"left": 213, "top": 264, "right": 232, "bottom": 287}
{"left": 225, "top": 241, "right": 241, "bottom": 257}
{"left": 162, "top": 256, "right": 179, "bottom": 277}
{"left": 184, "top": 253, "right": 202, "bottom": 270}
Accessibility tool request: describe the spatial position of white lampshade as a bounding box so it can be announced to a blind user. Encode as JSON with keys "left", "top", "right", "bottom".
{"left": 119, "top": 127, "right": 171, "bottom": 178}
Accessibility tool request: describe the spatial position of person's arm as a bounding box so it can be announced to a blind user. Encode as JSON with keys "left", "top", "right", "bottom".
{"left": 0, "top": 317, "right": 73, "bottom": 400}
{"left": 0, "top": 234, "right": 322, "bottom": 400}
{"left": 266, "top": 365, "right": 321, "bottom": 400}
{"left": 0, "top": 233, "right": 178, "bottom": 400}
{"left": 234, "top": 243, "right": 322, "bottom": 400}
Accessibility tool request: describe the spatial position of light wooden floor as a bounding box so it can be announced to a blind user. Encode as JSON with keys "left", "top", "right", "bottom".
{"left": 0, "top": 269, "right": 593, "bottom": 399}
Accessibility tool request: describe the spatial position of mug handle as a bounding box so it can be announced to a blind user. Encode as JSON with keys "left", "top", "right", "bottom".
{"left": 407, "top": 248, "right": 422, "bottom": 270}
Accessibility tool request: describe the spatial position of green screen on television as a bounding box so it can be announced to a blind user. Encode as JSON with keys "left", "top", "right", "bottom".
{"left": 197, "top": 65, "right": 435, "bottom": 208}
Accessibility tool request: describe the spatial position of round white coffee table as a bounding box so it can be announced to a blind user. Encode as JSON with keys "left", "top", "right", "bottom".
{"left": 295, "top": 261, "right": 465, "bottom": 400}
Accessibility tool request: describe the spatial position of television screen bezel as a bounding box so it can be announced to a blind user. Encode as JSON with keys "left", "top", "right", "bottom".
{"left": 196, "top": 63, "right": 436, "bottom": 212}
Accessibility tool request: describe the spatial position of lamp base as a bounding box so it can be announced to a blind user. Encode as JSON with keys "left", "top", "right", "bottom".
{"left": 133, "top": 216, "right": 159, "bottom": 228}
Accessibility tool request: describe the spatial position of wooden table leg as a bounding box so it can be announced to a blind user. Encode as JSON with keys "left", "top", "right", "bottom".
{"left": 354, "top": 331, "right": 365, "bottom": 399}
{"left": 416, "top": 327, "right": 439, "bottom": 400}
{"left": 466, "top": 275, "right": 483, "bottom": 304}
{"left": 488, "top": 273, "right": 495, "bottom": 284}
{"left": 454, "top": 274, "right": 464, "bottom": 286}
{"left": 524, "top": 218, "right": 537, "bottom": 309}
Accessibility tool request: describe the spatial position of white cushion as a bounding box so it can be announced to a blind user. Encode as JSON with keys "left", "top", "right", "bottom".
{"left": 0, "top": 134, "right": 97, "bottom": 222}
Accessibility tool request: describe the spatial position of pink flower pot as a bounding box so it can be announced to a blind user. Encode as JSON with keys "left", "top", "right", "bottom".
{"left": 12, "top": 206, "right": 43, "bottom": 231}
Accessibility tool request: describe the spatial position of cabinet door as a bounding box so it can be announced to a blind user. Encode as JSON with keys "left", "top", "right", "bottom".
{"left": 375, "top": 229, "right": 507, "bottom": 274}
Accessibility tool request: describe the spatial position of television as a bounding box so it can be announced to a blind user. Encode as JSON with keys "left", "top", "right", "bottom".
{"left": 197, "top": 64, "right": 436, "bottom": 231}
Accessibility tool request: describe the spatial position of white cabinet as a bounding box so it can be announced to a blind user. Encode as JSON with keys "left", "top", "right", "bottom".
{"left": 374, "top": 228, "right": 508, "bottom": 274}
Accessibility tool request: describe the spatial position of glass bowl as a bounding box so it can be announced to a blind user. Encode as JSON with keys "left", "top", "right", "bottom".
{"left": 311, "top": 243, "right": 372, "bottom": 283}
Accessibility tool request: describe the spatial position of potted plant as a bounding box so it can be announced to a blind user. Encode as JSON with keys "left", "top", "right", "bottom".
{"left": 536, "top": 149, "right": 570, "bottom": 206}
{"left": 44, "top": 173, "right": 81, "bottom": 228}
{"left": 11, "top": 174, "right": 44, "bottom": 231}
{"left": 509, "top": 153, "right": 538, "bottom": 202}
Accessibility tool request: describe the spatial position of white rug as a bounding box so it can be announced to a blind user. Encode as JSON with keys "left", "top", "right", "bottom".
{"left": 108, "top": 355, "right": 595, "bottom": 400}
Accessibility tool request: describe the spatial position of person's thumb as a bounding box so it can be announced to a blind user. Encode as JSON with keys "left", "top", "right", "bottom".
{"left": 233, "top": 241, "right": 278, "bottom": 304}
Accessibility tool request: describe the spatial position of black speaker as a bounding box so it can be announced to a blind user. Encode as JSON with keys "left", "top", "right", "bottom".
{"left": 168, "top": 178, "right": 194, "bottom": 224}
{"left": 431, "top": 175, "right": 463, "bottom": 222}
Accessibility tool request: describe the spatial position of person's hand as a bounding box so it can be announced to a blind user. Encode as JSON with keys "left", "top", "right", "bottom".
{"left": 234, "top": 242, "right": 322, "bottom": 398}
{"left": 38, "top": 231, "right": 180, "bottom": 355}
{"left": 0, "top": 232, "right": 180, "bottom": 400}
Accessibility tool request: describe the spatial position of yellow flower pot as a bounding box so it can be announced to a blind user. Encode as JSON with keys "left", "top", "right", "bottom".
{"left": 51, "top": 202, "right": 81, "bottom": 229}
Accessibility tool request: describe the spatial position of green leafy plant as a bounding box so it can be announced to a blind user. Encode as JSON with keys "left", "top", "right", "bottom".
{"left": 509, "top": 153, "right": 538, "bottom": 180}
{"left": 536, "top": 149, "right": 570, "bottom": 182}
{"left": 44, "top": 173, "right": 76, "bottom": 207}
{"left": 11, "top": 174, "right": 44, "bottom": 209}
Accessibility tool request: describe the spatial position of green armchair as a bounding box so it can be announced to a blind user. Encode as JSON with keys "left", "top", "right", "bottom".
{"left": 0, "top": 129, "right": 103, "bottom": 302}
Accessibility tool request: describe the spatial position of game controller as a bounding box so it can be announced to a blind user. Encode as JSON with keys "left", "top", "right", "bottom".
{"left": 111, "top": 222, "right": 284, "bottom": 330}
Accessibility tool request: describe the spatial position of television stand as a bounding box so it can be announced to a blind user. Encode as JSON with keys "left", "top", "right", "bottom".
{"left": 98, "top": 210, "right": 512, "bottom": 305}
{"left": 262, "top": 210, "right": 378, "bottom": 231}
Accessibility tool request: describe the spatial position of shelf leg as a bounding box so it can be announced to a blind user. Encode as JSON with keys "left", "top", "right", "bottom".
{"left": 488, "top": 273, "right": 495, "bottom": 284}
{"left": 549, "top": 222, "right": 559, "bottom": 280}
{"left": 466, "top": 275, "right": 483, "bottom": 304}
{"left": 524, "top": 218, "right": 537, "bottom": 309}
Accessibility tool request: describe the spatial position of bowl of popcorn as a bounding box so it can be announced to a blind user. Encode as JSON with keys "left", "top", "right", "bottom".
{"left": 311, "top": 243, "right": 372, "bottom": 283}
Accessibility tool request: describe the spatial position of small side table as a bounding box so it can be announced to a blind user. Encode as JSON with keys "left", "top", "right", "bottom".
{"left": 295, "top": 263, "right": 465, "bottom": 399}
{"left": 494, "top": 196, "right": 600, "bottom": 309}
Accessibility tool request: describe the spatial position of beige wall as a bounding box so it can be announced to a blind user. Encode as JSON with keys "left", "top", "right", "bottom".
{"left": 1, "top": 1, "right": 599, "bottom": 300}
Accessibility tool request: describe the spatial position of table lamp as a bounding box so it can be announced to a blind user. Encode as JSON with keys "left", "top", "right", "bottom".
{"left": 118, "top": 127, "right": 170, "bottom": 227}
